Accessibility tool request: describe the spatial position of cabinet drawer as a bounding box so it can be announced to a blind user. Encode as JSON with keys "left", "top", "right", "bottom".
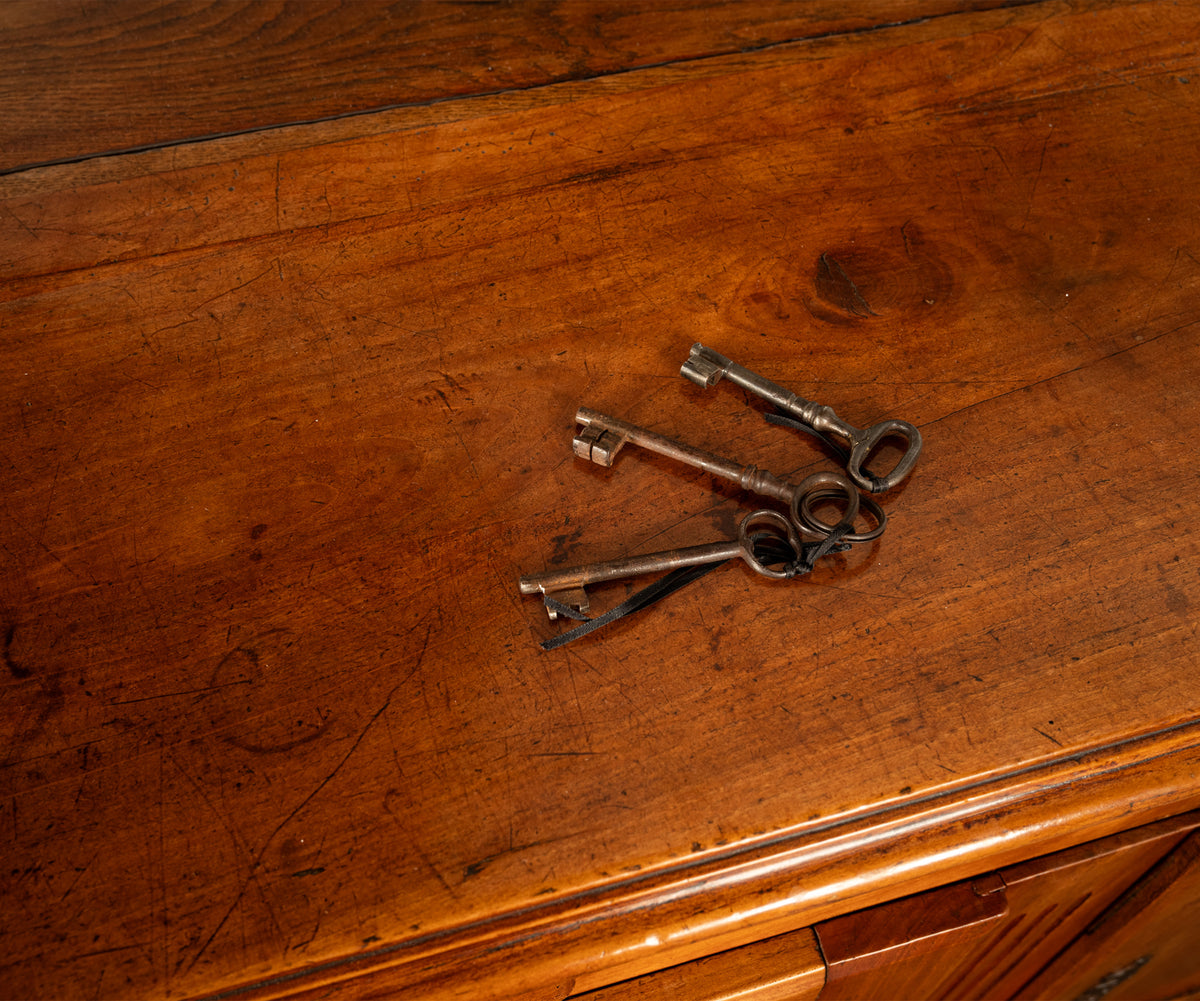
{"left": 1021, "top": 828, "right": 1200, "bottom": 1001}
{"left": 815, "top": 813, "right": 1196, "bottom": 999}
{"left": 570, "top": 812, "right": 1200, "bottom": 1001}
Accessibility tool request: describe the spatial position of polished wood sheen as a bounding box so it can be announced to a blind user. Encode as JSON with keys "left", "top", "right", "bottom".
{"left": 3, "top": 2, "right": 1200, "bottom": 1000}
{"left": 573, "top": 928, "right": 825, "bottom": 1001}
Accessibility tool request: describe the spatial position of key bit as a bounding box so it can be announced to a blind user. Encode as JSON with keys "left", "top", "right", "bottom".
{"left": 679, "top": 348, "right": 727, "bottom": 387}
{"left": 572, "top": 424, "right": 627, "bottom": 467}
{"left": 545, "top": 586, "right": 590, "bottom": 620}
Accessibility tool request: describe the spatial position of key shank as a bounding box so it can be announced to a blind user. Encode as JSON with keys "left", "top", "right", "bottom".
{"left": 520, "top": 510, "right": 808, "bottom": 619}
{"left": 573, "top": 408, "right": 872, "bottom": 540}
{"left": 574, "top": 407, "right": 794, "bottom": 505}
{"left": 519, "top": 539, "right": 743, "bottom": 597}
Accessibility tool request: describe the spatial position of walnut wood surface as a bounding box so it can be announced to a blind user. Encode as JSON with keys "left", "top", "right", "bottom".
{"left": 0, "top": 0, "right": 1011, "bottom": 173}
{"left": 3, "top": 2, "right": 1200, "bottom": 1000}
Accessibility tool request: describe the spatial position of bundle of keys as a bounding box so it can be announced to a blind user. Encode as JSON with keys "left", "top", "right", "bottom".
{"left": 520, "top": 344, "right": 922, "bottom": 650}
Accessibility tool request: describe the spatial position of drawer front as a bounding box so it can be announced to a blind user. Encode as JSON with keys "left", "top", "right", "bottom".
{"left": 570, "top": 812, "right": 1200, "bottom": 1001}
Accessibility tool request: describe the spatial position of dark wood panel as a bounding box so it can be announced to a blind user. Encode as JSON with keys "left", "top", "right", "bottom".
{"left": 815, "top": 876, "right": 1007, "bottom": 999}
{"left": 810, "top": 813, "right": 1200, "bottom": 1000}
{"left": 1022, "top": 830, "right": 1200, "bottom": 1001}
{"left": 0, "top": 0, "right": 1014, "bottom": 173}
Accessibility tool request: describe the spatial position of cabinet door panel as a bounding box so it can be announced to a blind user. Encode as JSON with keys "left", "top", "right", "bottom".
{"left": 815, "top": 813, "right": 1200, "bottom": 1000}
{"left": 1020, "top": 829, "right": 1200, "bottom": 1001}
{"left": 943, "top": 819, "right": 1195, "bottom": 1000}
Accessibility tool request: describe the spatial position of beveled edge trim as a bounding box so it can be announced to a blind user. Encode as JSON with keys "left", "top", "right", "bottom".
{"left": 198, "top": 717, "right": 1200, "bottom": 1000}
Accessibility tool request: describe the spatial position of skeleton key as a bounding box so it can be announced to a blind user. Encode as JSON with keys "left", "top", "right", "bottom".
{"left": 573, "top": 407, "right": 883, "bottom": 543}
{"left": 520, "top": 509, "right": 804, "bottom": 617}
{"left": 680, "top": 343, "right": 922, "bottom": 494}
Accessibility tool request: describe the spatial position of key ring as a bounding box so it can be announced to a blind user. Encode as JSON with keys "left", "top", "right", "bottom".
{"left": 787, "top": 470, "right": 869, "bottom": 541}
{"left": 793, "top": 474, "right": 887, "bottom": 543}
{"left": 736, "top": 509, "right": 808, "bottom": 579}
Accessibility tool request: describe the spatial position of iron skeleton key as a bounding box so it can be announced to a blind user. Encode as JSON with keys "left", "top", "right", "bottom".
{"left": 520, "top": 509, "right": 808, "bottom": 617}
{"left": 573, "top": 407, "right": 882, "bottom": 542}
{"left": 680, "top": 343, "right": 922, "bottom": 493}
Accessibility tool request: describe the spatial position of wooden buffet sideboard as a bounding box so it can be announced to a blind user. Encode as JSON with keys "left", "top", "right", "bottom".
{"left": 3, "top": 3, "right": 1200, "bottom": 999}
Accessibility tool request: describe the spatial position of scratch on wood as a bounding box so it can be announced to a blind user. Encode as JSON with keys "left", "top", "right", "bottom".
{"left": 818, "top": 252, "right": 877, "bottom": 317}
{"left": 183, "top": 684, "right": 404, "bottom": 974}
{"left": 1, "top": 202, "right": 39, "bottom": 239}
{"left": 462, "top": 836, "right": 563, "bottom": 882}
{"left": 526, "top": 750, "right": 603, "bottom": 757}
{"left": 107, "top": 679, "right": 252, "bottom": 705}
{"left": 1021, "top": 124, "right": 1053, "bottom": 229}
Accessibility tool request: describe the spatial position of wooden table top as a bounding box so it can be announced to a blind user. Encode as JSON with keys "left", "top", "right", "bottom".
{"left": 3, "top": 2, "right": 1200, "bottom": 999}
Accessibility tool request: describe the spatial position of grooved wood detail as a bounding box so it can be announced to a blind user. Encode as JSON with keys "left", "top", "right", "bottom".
{"left": 0, "top": 0, "right": 1013, "bottom": 173}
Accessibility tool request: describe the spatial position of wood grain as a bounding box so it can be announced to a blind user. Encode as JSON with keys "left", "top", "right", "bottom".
{"left": 0, "top": 0, "right": 1012, "bottom": 173}
{"left": 815, "top": 876, "right": 1008, "bottom": 999}
{"left": 9, "top": 1, "right": 1199, "bottom": 286}
{"left": 2, "top": 1, "right": 1200, "bottom": 999}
